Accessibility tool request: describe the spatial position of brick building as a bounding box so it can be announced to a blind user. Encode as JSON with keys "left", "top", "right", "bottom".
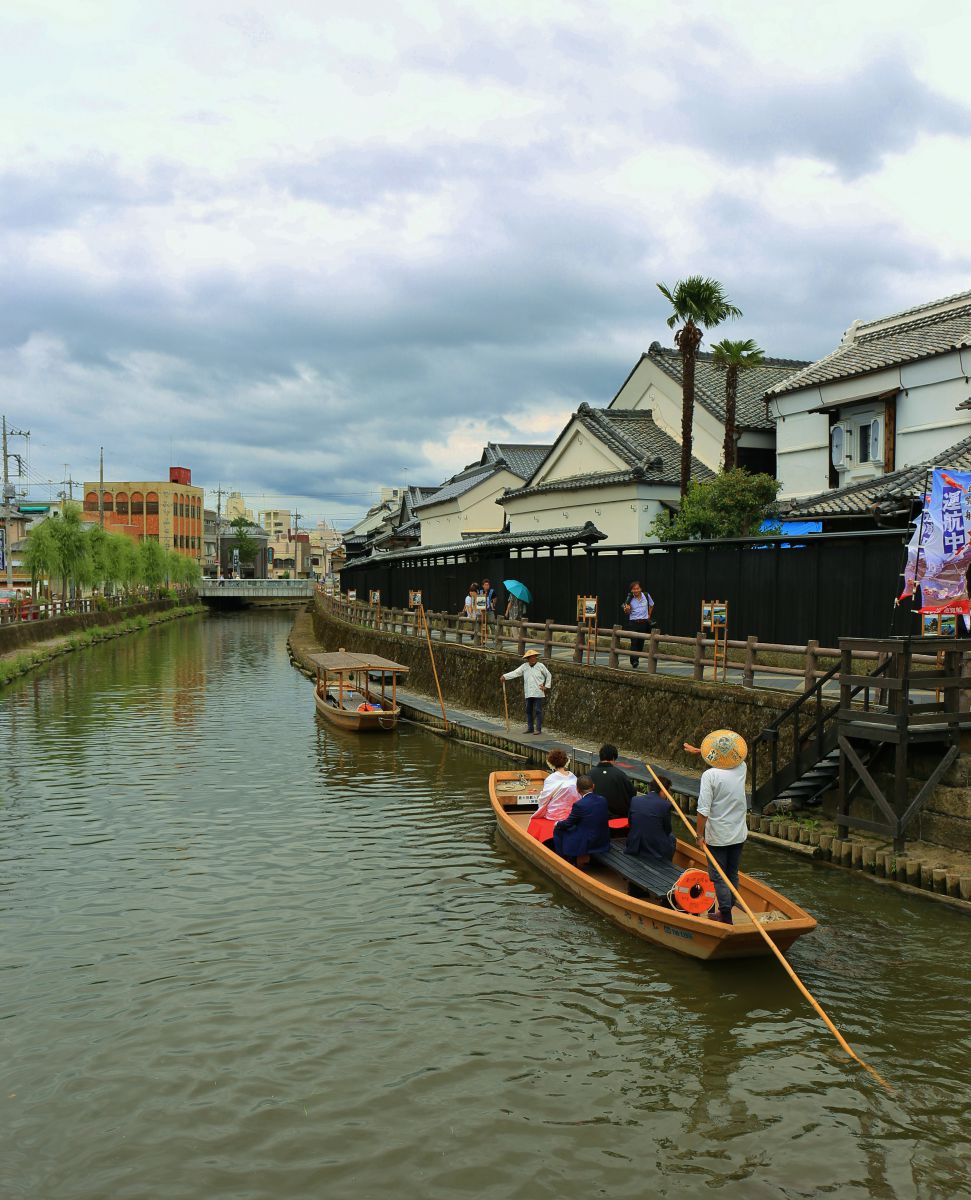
{"left": 82, "top": 466, "right": 204, "bottom": 560}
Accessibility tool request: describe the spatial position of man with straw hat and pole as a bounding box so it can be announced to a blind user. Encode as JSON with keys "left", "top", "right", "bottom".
{"left": 499, "top": 648, "right": 551, "bottom": 735}
{"left": 683, "top": 729, "right": 748, "bottom": 925}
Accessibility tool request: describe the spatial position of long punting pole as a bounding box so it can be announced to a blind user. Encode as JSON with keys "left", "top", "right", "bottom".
{"left": 418, "top": 604, "right": 449, "bottom": 733}
{"left": 646, "top": 764, "right": 892, "bottom": 1093}
{"left": 502, "top": 679, "right": 510, "bottom": 731}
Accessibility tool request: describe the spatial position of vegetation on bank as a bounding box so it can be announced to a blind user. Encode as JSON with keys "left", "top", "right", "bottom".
{"left": 0, "top": 604, "right": 206, "bottom": 688}
{"left": 22, "top": 503, "right": 202, "bottom": 603}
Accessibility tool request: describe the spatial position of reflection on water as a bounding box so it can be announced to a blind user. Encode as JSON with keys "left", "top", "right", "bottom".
{"left": 1, "top": 611, "right": 969, "bottom": 1200}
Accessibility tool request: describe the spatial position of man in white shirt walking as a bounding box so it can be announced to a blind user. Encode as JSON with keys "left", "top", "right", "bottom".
{"left": 686, "top": 730, "right": 748, "bottom": 924}
{"left": 500, "top": 649, "right": 552, "bottom": 735}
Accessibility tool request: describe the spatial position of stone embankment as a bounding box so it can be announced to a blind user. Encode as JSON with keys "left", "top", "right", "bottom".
{"left": 292, "top": 601, "right": 971, "bottom": 913}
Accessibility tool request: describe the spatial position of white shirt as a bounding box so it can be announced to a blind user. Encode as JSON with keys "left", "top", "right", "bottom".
{"left": 534, "top": 769, "right": 579, "bottom": 821}
{"left": 502, "top": 660, "right": 552, "bottom": 698}
{"left": 629, "top": 592, "right": 652, "bottom": 620}
{"left": 697, "top": 763, "right": 748, "bottom": 846}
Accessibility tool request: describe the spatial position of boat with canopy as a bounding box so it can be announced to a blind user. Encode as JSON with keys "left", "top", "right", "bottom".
{"left": 310, "top": 650, "right": 409, "bottom": 732}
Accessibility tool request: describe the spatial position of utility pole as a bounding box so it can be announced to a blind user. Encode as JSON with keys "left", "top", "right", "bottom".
{"left": 2, "top": 416, "right": 13, "bottom": 588}
{"left": 292, "top": 509, "right": 302, "bottom": 577}
{"left": 214, "top": 484, "right": 225, "bottom": 578}
{"left": 61, "top": 466, "right": 79, "bottom": 501}
{"left": 98, "top": 447, "right": 105, "bottom": 529}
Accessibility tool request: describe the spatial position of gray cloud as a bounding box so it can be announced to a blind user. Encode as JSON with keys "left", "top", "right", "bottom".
{"left": 672, "top": 51, "right": 971, "bottom": 178}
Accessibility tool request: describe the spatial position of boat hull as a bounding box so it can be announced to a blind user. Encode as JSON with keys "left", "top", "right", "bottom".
{"left": 490, "top": 771, "right": 816, "bottom": 962}
{"left": 314, "top": 685, "right": 400, "bottom": 732}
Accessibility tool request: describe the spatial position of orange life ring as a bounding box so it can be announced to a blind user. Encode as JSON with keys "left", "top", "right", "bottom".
{"left": 670, "top": 868, "right": 716, "bottom": 914}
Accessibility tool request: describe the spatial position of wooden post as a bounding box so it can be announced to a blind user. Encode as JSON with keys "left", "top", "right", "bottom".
{"left": 743, "top": 635, "right": 757, "bottom": 688}
{"left": 517, "top": 621, "right": 527, "bottom": 657}
{"left": 543, "top": 619, "right": 554, "bottom": 659}
{"left": 573, "top": 620, "right": 584, "bottom": 664}
{"left": 608, "top": 625, "right": 620, "bottom": 670}
{"left": 805, "top": 639, "right": 818, "bottom": 694}
{"left": 693, "top": 632, "right": 705, "bottom": 681}
{"left": 647, "top": 628, "right": 659, "bottom": 675}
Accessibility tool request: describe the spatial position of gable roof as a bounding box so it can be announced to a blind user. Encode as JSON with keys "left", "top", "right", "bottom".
{"left": 768, "top": 289, "right": 971, "bottom": 398}
{"left": 504, "top": 405, "right": 714, "bottom": 501}
{"left": 412, "top": 461, "right": 504, "bottom": 512}
{"left": 480, "top": 442, "right": 553, "bottom": 479}
{"left": 780, "top": 429, "right": 971, "bottom": 519}
{"left": 625, "top": 343, "right": 809, "bottom": 431}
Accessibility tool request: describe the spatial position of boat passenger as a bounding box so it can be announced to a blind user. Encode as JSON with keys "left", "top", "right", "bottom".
{"left": 527, "top": 749, "right": 579, "bottom": 845}
{"left": 589, "top": 743, "right": 636, "bottom": 825}
{"left": 553, "top": 775, "right": 610, "bottom": 864}
{"left": 625, "top": 776, "right": 676, "bottom": 861}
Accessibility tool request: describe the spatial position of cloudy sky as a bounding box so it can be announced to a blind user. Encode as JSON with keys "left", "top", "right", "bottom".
{"left": 3, "top": 0, "right": 970, "bottom": 528}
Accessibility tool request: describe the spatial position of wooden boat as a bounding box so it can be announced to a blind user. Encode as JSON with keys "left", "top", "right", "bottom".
{"left": 310, "top": 650, "right": 409, "bottom": 732}
{"left": 490, "top": 770, "right": 816, "bottom": 961}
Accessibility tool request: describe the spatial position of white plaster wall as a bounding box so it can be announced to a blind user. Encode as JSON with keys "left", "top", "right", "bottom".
{"left": 773, "top": 405, "right": 830, "bottom": 497}
{"left": 611, "top": 357, "right": 724, "bottom": 470}
{"left": 534, "top": 423, "right": 625, "bottom": 483}
{"left": 503, "top": 484, "right": 681, "bottom": 545}
{"left": 419, "top": 470, "right": 520, "bottom": 546}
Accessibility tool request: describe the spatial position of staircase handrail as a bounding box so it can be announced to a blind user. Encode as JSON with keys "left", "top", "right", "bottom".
{"left": 751, "top": 658, "right": 891, "bottom": 810}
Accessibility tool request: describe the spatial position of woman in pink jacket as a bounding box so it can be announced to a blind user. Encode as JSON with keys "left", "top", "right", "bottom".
{"left": 527, "top": 749, "right": 579, "bottom": 845}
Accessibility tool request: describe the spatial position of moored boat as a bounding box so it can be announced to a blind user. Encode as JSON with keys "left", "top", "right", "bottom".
{"left": 310, "top": 650, "right": 409, "bottom": 732}
{"left": 490, "top": 769, "right": 816, "bottom": 961}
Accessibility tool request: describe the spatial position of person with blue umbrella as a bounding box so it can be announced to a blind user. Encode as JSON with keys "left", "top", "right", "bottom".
{"left": 503, "top": 578, "right": 531, "bottom": 622}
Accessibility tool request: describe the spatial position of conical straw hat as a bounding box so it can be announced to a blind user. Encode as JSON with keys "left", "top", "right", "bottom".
{"left": 700, "top": 729, "right": 748, "bottom": 769}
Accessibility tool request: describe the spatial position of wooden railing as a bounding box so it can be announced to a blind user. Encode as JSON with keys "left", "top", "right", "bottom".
{"left": 318, "top": 590, "right": 939, "bottom": 693}
{"left": 0, "top": 590, "right": 187, "bottom": 626}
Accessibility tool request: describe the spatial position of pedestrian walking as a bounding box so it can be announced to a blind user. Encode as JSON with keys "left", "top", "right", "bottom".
{"left": 480, "top": 577, "right": 499, "bottom": 641}
{"left": 499, "top": 648, "right": 551, "bottom": 735}
{"left": 684, "top": 729, "right": 748, "bottom": 924}
{"left": 461, "top": 582, "right": 479, "bottom": 620}
{"left": 621, "top": 580, "right": 654, "bottom": 668}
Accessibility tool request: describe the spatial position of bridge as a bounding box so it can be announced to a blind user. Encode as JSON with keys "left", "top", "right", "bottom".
{"left": 197, "top": 579, "right": 315, "bottom": 607}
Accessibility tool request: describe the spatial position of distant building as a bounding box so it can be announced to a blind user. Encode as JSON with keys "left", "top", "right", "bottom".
{"left": 82, "top": 466, "right": 203, "bottom": 560}
{"left": 225, "top": 491, "right": 253, "bottom": 522}
{"left": 259, "top": 509, "right": 291, "bottom": 539}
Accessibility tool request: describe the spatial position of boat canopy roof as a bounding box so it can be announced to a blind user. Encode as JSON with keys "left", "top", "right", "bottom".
{"left": 309, "top": 651, "right": 409, "bottom": 674}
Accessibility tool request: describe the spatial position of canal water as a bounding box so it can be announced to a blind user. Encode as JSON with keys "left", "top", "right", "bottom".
{"left": 2, "top": 611, "right": 969, "bottom": 1200}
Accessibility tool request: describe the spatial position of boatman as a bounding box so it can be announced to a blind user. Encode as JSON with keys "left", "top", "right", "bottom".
{"left": 684, "top": 729, "right": 748, "bottom": 924}
{"left": 500, "top": 648, "right": 552, "bottom": 735}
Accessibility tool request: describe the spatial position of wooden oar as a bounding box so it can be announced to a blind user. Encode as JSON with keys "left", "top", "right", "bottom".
{"left": 417, "top": 604, "right": 449, "bottom": 733}
{"left": 646, "top": 762, "right": 892, "bottom": 1094}
{"left": 502, "top": 679, "right": 510, "bottom": 731}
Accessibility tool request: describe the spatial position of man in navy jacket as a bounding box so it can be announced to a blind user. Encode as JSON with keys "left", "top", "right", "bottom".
{"left": 553, "top": 776, "right": 610, "bottom": 862}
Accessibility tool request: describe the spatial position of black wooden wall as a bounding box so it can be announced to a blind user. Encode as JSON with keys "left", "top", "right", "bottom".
{"left": 342, "top": 530, "right": 913, "bottom": 646}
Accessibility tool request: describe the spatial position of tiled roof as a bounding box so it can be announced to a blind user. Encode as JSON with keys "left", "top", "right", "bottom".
{"left": 780, "top": 430, "right": 971, "bottom": 518}
{"left": 412, "top": 462, "right": 502, "bottom": 511}
{"left": 343, "top": 522, "right": 606, "bottom": 567}
{"left": 481, "top": 442, "right": 552, "bottom": 479}
{"left": 577, "top": 405, "right": 715, "bottom": 483}
{"left": 768, "top": 290, "right": 971, "bottom": 397}
{"left": 502, "top": 468, "right": 649, "bottom": 501}
{"left": 641, "top": 343, "right": 809, "bottom": 431}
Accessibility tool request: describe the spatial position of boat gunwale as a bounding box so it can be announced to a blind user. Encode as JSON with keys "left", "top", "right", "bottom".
{"left": 489, "top": 769, "right": 817, "bottom": 948}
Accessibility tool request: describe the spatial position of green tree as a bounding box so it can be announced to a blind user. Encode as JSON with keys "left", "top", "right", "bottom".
{"left": 25, "top": 505, "right": 92, "bottom": 603}
{"left": 711, "top": 338, "right": 765, "bottom": 471}
{"left": 656, "top": 276, "right": 742, "bottom": 495}
{"left": 649, "top": 469, "right": 781, "bottom": 541}
{"left": 229, "top": 514, "right": 258, "bottom": 570}
{"left": 137, "top": 538, "right": 168, "bottom": 591}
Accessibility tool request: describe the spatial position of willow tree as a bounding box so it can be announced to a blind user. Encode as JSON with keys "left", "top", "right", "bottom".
{"left": 657, "top": 276, "right": 742, "bottom": 494}
{"left": 22, "top": 517, "right": 60, "bottom": 601}
{"left": 711, "top": 338, "right": 765, "bottom": 471}
{"left": 137, "top": 538, "right": 168, "bottom": 591}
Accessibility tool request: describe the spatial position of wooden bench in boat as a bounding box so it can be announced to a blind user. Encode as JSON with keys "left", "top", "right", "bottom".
{"left": 590, "top": 843, "right": 683, "bottom": 899}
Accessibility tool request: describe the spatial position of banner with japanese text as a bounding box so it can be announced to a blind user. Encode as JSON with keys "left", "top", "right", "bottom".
{"left": 899, "top": 468, "right": 971, "bottom": 615}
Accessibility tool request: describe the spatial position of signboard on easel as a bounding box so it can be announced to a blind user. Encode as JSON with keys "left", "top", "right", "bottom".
{"left": 577, "top": 595, "right": 598, "bottom": 665}
{"left": 701, "top": 599, "right": 728, "bottom": 681}
{"left": 346, "top": 588, "right": 357, "bottom": 602}
{"left": 408, "top": 589, "right": 422, "bottom": 608}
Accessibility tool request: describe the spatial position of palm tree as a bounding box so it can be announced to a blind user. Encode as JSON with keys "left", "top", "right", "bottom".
{"left": 657, "top": 276, "right": 742, "bottom": 494}
{"left": 711, "top": 338, "right": 765, "bottom": 471}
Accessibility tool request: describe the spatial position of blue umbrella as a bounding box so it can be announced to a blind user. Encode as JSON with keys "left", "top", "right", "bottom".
{"left": 503, "top": 579, "right": 532, "bottom": 604}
